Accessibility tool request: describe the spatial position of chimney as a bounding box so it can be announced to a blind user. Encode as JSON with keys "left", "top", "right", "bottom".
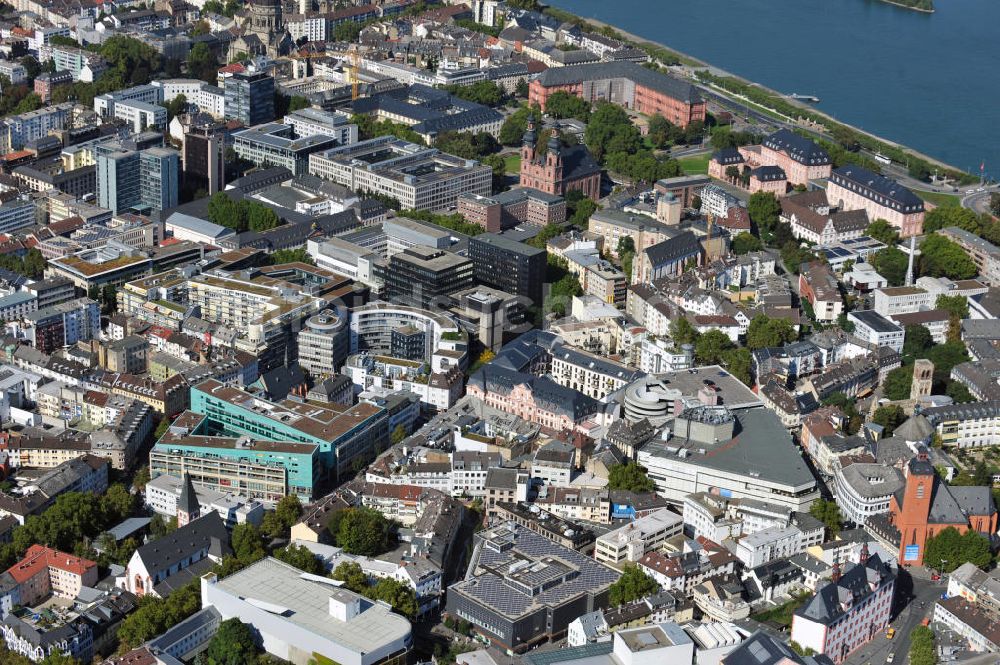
{"left": 831, "top": 562, "right": 841, "bottom": 583}
{"left": 859, "top": 542, "right": 870, "bottom": 565}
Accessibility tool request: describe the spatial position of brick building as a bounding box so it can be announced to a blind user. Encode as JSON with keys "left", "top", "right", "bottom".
{"left": 884, "top": 448, "right": 997, "bottom": 566}
{"left": 529, "top": 62, "right": 705, "bottom": 129}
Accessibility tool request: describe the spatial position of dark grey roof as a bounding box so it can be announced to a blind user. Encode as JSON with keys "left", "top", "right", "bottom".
{"left": 949, "top": 487, "right": 997, "bottom": 520}
{"left": 849, "top": 309, "right": 901, "bottom": 334}
{"left": 553, "top": 143, "right": 601, "bottom": 181}
{"left": 153, "top": 556, "right": 217, "bottom": 597}
{"left": 178, "top": 473, "right": 199, "bottom": 518}
{"left": 722, "top": 630, "right": 835, "bottom": 665}
{"left": 643, "top": 231, "right": 701, "bottom": 266}
{"left": 134, "top": 512, "right": 230, "bottom": 575}
{"left": 257, "top": 363, "right": 306, "bottom": 400}
{"left": 535, "top": 62, "right": 702, "bottom": 104}
{"left": 796, "top": 553, "right": 893, "bottom": 625}
{"left": 712, "top": 147, "right": 744, "bottom": 165}
{"left": 838, "top": 463, "right": 904, "bottom": 499}
{"left": 922, "top": 401, "right": 1000, "bottom": 424}
{"left": 831, "top": 165, "right": 924, "bottom": 212}
{"left": 751, "top": 165, "right": 786, "bottom": 181}
{"left": 762, "top": 129, "right": 830, "bottom": 166}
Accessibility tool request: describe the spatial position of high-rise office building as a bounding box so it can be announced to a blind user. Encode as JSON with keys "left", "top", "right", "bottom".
{"left": 98, "top": 146, "right": 180, "bottom": 215}
{"left": 96, "top": 150, "right": 141, "bottom": 215}
{"left": 383, "top": 246, "right": 474, "bottom": 308}
{"left": 140, "top": 147, "right": 180, "bottom": 213}
{"left": 183, "top": 122, "right": 226, "bottom": 195}
{"left": 224, "top": 72, "right": 275, "bottom": 126}
{"left": 468, "top": 233, "right": 546, "bottom": 305}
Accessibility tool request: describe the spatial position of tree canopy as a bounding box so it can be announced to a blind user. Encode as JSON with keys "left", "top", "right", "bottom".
{"left": 543, "top": 90, "right": 591, "bottom": 121}
{"left": 607, "top": 462, "right": 655, "bottom": 493}
{"left": 865, "top": 219, "right": 899, "bottom": 245}
{"left": 745, "top": 314, "right": 797, "bottom": 350}
{"left": 872, "top": 404, "right": 906, "bottom": 437}
{"left": 206, "top": 192, "right": 282, "bottom": 233}
{"left": 747, "top": 191, "right": 782, "bottom": 240}
{"left": 869, "top": 246, "right": 909, "bottom": 287}
{"left": 199, "top": 617, "right": 258, "bottom": 665}
{"left": 923, "top": 526, "right": 991, "bottom": 573}
{"left": 919, "top": 235, "right": 977, "bottom": 280}
{"left": 883, "top": 365, "right": 914, "bottom": 401}
{"left": 909, "top": 625, "right": 937, "bottom": 665}
{"left": 808, "top": 499, "right": 842, "bottom": 538}
{"left": 731, "top": 232, "right": 763, "bottom": 255}
{"left": 274, "top": 543, "right": 324, "bottom": 575}
{"left": 608, "top": 563, "right": 659, "bottom": 606}
{"left": 327, "top": 507, "right": 395, "bottom": 556}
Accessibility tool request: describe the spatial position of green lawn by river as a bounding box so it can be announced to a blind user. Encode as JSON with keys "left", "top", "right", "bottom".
{"left": 915, "top": 190, "right": 960, "bottom": 208}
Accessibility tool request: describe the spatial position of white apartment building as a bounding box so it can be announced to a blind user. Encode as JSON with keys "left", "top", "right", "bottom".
{"left": 284, "top": 108, "right": 358, "bottom": 144}
{"left": 923, "top": 402, "right": 1000, "bottom": 449}
{"left": 682, "top": 493, "right": 743, "bottom": 543}
{"left": 873, "top": 286, "right": 934, "bottom": 317}
{"left": 735, "top": 525, "right": 807, "bottom": 568}
{"left": 152, "top": 79, "right": 226, "bottom": 117}
{"left": 833, "top": 462, "right": 904, "bottom": 527}
{"left": 549, "top": 343, "right": 641, "bottom": 401}
{"left": 593, "top": 508, "right": 683, "bottom": 565}
{"left": 1, "top": 103, "right": 74, "bottom": 152}
{"left": 638, "top": 336, "right": 694, "bottom": 374}
{"left": 145, "top": 473, "right": 265, "bottom": 527}
{"left": 450, "top": 451, "right": 501, "bottom": 498}
{"left": 847, "top": 309, "right": 904, "bottom": 353}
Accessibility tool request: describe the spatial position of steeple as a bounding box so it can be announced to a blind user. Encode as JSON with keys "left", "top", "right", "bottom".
{"left": 177, "top": 473, "right": 200, "bottom": 527}
{"left": 905, "top": 235, "right": 916, "bottom": 287}
{"left": 521, "top": 119, "right": 537, "bottom": 148}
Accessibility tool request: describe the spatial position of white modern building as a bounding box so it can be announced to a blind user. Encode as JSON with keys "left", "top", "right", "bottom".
{"left": 847, "top": 310, "right": 904, "bottom": 353}
{"left": 833, "top": 462, "right": 904, "bottom": 527}
{"left": 201, "top": 557, "right": 412, "bottom": 665}
{"left": 872, "top": 286, "right": 934, "bottom": 317}
{"left": 284, "top": 107, "right": 358, "bottom": 144}
{"left": 593, "top": 508, "right": 684, "bottom": 566}
{"left": 145, "top": 473, "right": 264, "bottom": 527}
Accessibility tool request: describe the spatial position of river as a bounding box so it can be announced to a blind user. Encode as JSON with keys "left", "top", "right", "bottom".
{"left": 550, "top": 0, "right": 1000, "bottom": 177}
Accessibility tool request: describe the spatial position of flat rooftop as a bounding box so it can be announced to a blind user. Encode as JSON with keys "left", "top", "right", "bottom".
{"left": 212, "top": 557, "right": 411, "bottom": 652}
{"left": 641, "top": 407, "right": 816, "bottom": 491}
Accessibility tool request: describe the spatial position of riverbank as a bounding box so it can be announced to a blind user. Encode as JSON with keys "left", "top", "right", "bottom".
{"left": 543, "top": 4, "right": 972, "bottom": 183}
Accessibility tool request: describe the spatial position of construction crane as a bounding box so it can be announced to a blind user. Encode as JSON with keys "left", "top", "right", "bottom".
{"left": 349, "top": 49, "right": 360, "bottom": 101}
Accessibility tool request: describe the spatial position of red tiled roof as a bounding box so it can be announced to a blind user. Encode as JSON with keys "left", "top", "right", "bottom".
{"left": 217, "top": 63, "right": 246, "bottom": 74}
{"left": 2, "top": 149, "right": 33, "bottom": 162}
{"left": 6, "top": 544, "right": 96, "bottom": 583}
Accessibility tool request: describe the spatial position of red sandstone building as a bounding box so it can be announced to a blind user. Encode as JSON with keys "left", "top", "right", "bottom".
{"left": 739, "top": 129, "right": 832, "bottom": 186}
{"left": 529, "top": 62, "right": 706, "bottom": 129}
{"left": 883, "top": 448, "right": 997, "bottom": 566}
{"left": 826, "top": 165, "right": 925, "bottom": 237}
{"left": 520, "top": 124, "right": 601, "bottom": 201}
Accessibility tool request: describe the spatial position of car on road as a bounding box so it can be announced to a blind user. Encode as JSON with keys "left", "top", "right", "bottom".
{"left": 886, "top": 653, "right": 895, "bottom": 663}
{"left": 931, "top": 574, "right": 941, "bottom": 581}
{"left": 886, "top": 628, "right": 895, "bottom": 639}
{"left": 966, "top": 189, "right": 976, "bottom": 194}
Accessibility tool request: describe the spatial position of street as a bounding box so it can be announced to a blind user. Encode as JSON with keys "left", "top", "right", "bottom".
{"left": 842, "top": 569, "right": 944, "bottom": 665}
